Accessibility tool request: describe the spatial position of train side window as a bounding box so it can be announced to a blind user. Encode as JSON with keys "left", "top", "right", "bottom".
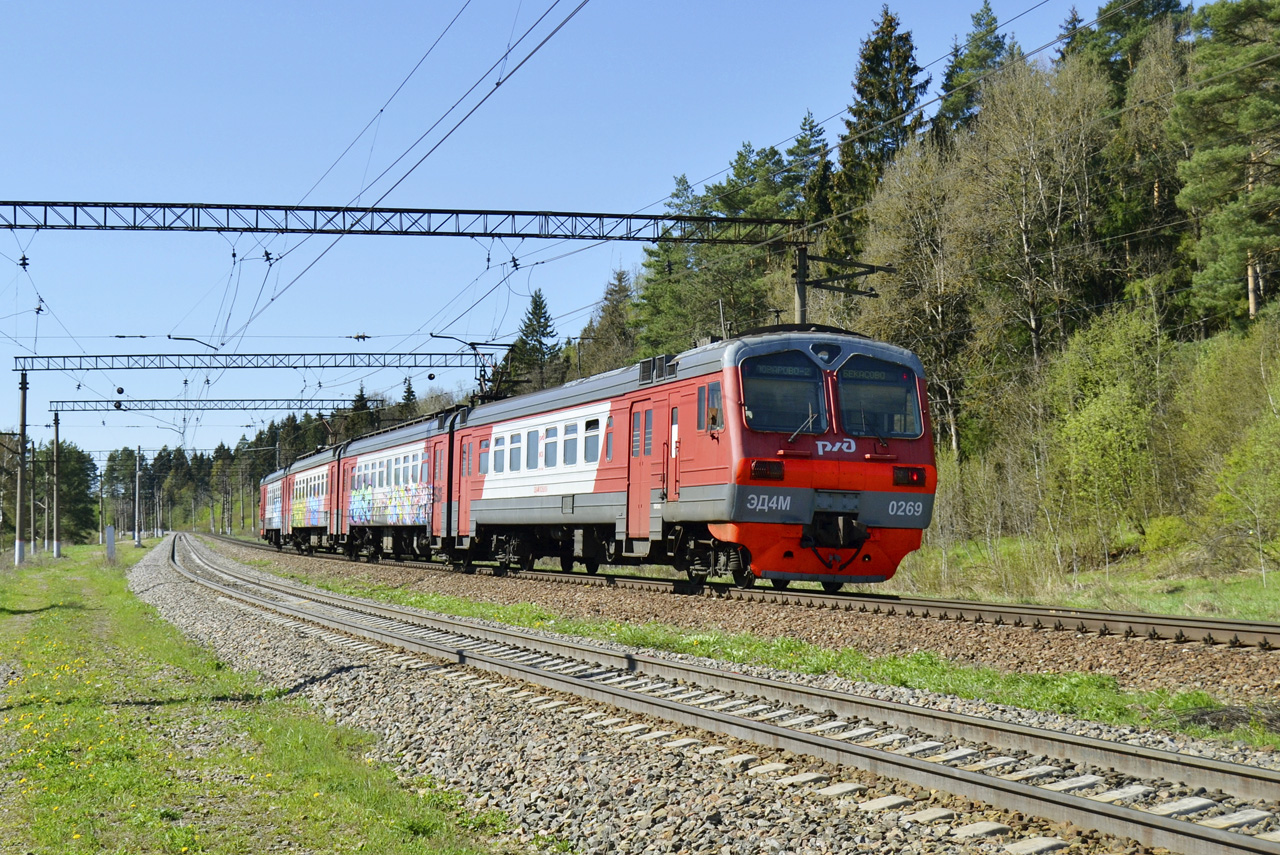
{"left": 493, "top": 437, "right": 505, "bottom": 473}
{"left": 566, "top": 423, "right": 580, "bottom": 465}
{"left": 707, "top": 381, "right": 723, "bottom": 430}
{"left": 582, "top": 420, "right": 597, "bottom": 463}
{"left": 632, "top": 411, "right": 642, "bottom": 458}
{"left": 526, "top": 429, "right": 539, "bottom": 470}
{"left": 480, "top": 440, "right": 490, "bottom": 474}
{"left": 394, "top": 458, "right": 402, "bottom": 487}
{"left": 436, "top": 449, "right": 444, "bottom": 485}
{"left": 544, "top": 426, "right": 558, "bottom": 468}
{"left": 644, "top": 409, "right": 653, "bottom": 455}
{"left": 509, "top": 433, "right": 521, "bottom": 472}
{"left": 377, "top": 463, "right": 385, "bottom": 488}
{"left": 606, "top": 416, "right": 614, "bottom": 461}
{"left": 698, "top": 386, "right": 707, "bottom": 430}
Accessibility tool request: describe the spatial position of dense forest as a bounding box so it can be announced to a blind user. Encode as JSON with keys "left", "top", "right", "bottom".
{"left": 3, "top": 0, "right": 1276, "bottom": 595}
{"left": 536, "top": 0, "right": 1280, "bottom": 592}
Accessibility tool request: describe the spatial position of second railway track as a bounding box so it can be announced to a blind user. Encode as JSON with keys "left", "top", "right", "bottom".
{"left": 177, "top": 533, "right": 1280, "bottom": 855}
{"left": 213, "top": 532, "right": 1280, "bottom": 650}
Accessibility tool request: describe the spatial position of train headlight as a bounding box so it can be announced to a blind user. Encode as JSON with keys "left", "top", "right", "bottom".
{"left": 750, "top": 460, "right": 785, "bottom": 481}
{"left": 892, "top": 466, "right": 926, "bottom": 486}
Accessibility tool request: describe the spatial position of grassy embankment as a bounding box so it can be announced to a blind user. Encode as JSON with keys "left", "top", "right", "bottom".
{"left": 0, "top": 543, "right": 505, "bottom": 855}
{"left": 879, "top": 538, "right": 1280, "bottom": 622}
{"left": 262, "top": 556, "right": 1279, "bottom": 750}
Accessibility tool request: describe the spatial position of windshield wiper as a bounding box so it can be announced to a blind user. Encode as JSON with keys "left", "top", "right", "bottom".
{"left": 859, "top": 402, "right": 890, "bottom": 448}
{"left": 788, "top": 404, "right": 818, "bottom": 443}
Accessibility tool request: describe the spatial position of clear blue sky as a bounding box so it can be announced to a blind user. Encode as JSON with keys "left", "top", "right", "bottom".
{"left": 0, "top": 0, "right": 1070, "bottom": 460}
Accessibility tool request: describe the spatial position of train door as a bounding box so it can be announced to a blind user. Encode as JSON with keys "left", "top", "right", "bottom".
{"left": 326, "top": 462, "right": 339, "bottom": 535}
{"left": 627, "top": 399, "right": 655, "bottom": 539}
{"left": 665, "top": 402, "right": 680, "bottom": 501}
{"left": 281, "top": 474, "right": 295, "bottom": 537}
{"left": 432, "top": 442, "right": 446, "bottom": 538}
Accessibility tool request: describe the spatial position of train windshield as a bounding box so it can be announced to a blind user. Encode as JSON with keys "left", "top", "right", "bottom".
{"left": 838, "top": 355, "right": 922, "bottom": 439}
{"left": 740, "top": 350, "right": 828, "bottom": 435}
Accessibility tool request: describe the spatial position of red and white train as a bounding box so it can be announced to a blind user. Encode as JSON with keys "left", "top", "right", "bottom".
{"left": 260, "top": 325, "right": 936, "bottom": 589}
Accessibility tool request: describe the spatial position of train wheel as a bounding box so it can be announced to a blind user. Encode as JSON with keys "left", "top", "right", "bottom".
{"left": 770, "top": 579, "right": 790, "bottom": 590}
{"left": 583, "top": 559, "right": 600, "bottom": 575}
{"left": 822, "top": 581, "right": 844, "bottom": 593}
{"left": 732, "top": 567, "right": 756, "bottom": 589}
{"left": 560, "top": 554, "right": 574, "bottom": 573}
{"left": 518, "top": 550, "right": 535, "bottom": 573}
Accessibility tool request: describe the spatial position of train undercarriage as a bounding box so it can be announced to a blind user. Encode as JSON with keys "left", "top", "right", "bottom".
{"left": 263, "top": 520, "right": 886, "bottom": 590}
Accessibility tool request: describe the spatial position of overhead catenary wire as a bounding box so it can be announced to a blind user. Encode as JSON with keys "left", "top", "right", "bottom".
{"left": 432, "top": 0, "right": 1169, "bottom": 359}
{"left": 221, "top": 0, "right": 593, "bottom": 345}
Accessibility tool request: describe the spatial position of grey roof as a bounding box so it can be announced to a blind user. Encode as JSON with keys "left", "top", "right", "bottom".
{"left": 262, "top": 326, "right": 922, "bottom": 485}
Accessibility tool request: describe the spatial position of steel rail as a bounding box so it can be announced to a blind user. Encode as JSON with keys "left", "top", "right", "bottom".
{"left": 177, "top": 535, "right": 1280, "bottom": 855}
{"left": 215, "top": 534, "right": 1280, "bottom": 650}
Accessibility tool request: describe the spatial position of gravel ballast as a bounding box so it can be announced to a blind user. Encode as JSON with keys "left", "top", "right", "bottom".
{"left": 129, "top": 538, "right": 1272, "bottom": 853}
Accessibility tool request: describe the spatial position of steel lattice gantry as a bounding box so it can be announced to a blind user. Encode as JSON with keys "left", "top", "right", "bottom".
{"left": 50, "top": 399, "right": 380, "bottom": 412}
{"left": 0, "top": 201, "right": 804, "bottom": 246}
{"left": 15, "top": 352, "right": 483, "bottom": 371}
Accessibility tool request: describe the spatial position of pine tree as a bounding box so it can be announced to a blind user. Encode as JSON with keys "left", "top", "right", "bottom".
{"left": 704, "top": 142, "right": 790, "bottom": 219}
{"left": 1056, "top": 6, "right": 1088, "bottom": 64}
{"left": 1072, "top": 0, "right": 1188, "bottom": 101}
{"left": 783, "top": 111, "right": 830, "bottom": 218}
{"left": 506, "top": 289, "right": 562, "bottom": 394}
{"left": 399, "top": 377, "right": 418, "bottom": 421}
{"left": 576, "top": 269, "right": 637, "bottom": 377}
{"left": 933, "top": 1, "right": 1007, "bottom": 138}
{"left": 828, "top": 5, "right": 931, "bottom": 260}
{"left": 1096, "top": 19, "right": 1189, "bottom": 304}
{"left": 346, "top": 385, "right": 376, "bottom": 439}
{"left": 1172, "top": 0, "right": 1280, "bottom": 322}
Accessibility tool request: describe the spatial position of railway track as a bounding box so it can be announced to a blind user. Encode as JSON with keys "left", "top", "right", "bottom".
{"left": 179, "top": 533, "right": 1280, "bottom": 855}
{"left": 211, "top": 533, "right": 1280, "bottom": 650}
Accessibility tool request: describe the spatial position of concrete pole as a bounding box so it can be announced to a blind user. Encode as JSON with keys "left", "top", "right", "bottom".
{"left": 793, "top": 246, "right": 808, "bottom": 325}
{"left": 15, "top": 372, "right": 26, "bottom": 564}
{"left": 30, "top": 442, "right": 36, "bottom": 554}
{"left": 52, "top": 412, "right": 60, "bottom": 558}
{"left": 134, "top": 446, "right": 142, "bottom": 547}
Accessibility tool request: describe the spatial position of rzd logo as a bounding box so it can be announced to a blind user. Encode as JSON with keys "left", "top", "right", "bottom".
{"left": 815, "top": 438, "right": 857, "bottom": 456}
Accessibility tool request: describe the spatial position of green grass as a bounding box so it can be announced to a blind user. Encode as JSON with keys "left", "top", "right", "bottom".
{"left": 882, "top": 536, "right": 1280, "bottom": 622}
{"left": 0, "top": 544, "right": 505, "bottom": 854}
{"left": 285, "top": 569, "right": 1280, "bottom": 750}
